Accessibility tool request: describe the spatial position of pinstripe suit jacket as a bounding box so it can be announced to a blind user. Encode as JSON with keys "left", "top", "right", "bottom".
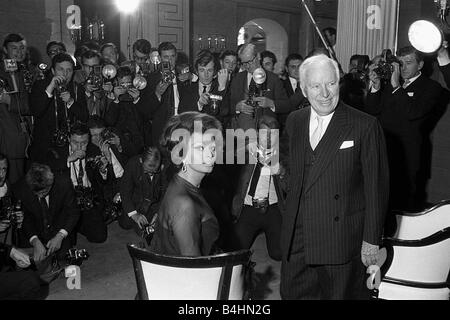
{"left": 281, "top": 102, "right": 389, "bottom": 265}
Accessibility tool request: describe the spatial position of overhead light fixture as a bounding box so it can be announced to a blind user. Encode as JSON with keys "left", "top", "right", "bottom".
{"left": 115, "top": 0, "right": 140, "bottom": 14}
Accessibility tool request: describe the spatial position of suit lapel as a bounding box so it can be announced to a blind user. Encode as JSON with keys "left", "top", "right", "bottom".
{"left": 304, "top": 103, "right": 351, "bottom": 193}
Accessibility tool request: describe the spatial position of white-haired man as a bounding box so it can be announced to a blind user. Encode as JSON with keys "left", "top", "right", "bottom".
{"left": 280, "top": 54, "right": 389, "bottom": 299}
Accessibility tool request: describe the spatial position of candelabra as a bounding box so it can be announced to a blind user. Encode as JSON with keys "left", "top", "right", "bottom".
{"left": 195, "top": 34, "right": 226, "bottom": 52}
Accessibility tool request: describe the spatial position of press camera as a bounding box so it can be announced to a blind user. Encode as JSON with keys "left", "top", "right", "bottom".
{"left": 373, "top": 49, "right": 402, "bottom": 81}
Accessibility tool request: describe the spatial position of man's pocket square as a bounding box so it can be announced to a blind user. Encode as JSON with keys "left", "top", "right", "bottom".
{"left": 407, "top": 92, "right": 414, "bottom": 97}
{"left": 340, "top": 141, "right": 354, "bottom": 149}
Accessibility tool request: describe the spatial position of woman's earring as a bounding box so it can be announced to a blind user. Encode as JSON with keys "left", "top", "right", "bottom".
{"left": 182, "top": 161, "right": 187, "bottom": 172}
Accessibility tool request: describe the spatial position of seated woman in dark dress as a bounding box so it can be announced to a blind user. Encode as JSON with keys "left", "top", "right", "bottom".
{"left": 150, "top": 112, "right": 222, "bottom": 256}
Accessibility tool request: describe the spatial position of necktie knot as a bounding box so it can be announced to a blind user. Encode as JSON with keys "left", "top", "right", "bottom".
{"left": 402, "top": 79, "right": 410, "bottom": 89}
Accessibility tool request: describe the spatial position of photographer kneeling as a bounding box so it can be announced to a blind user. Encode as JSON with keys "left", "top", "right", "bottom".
{"left": 119, "top": 146, "right": 168, "bottom": 237}
{"left": 45, "top": 123, "right": 107, "bottom": 243}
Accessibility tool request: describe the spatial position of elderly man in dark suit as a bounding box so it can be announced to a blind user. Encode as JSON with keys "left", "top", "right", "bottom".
{"left": 280, "top": 54, "right": 389, "bottom": 299}
{"left": 365, "top": 46, "right": 444, "bottom": 212}
{"left": 228, "top": 43, "right": 290, "bottom": 130}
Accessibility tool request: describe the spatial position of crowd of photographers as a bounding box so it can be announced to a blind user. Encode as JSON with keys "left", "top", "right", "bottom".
{"left": 1, "top": 26, "right": 450, "bottom": 299}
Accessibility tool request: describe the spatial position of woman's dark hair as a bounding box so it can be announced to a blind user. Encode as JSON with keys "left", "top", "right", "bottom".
{"left": 160, "top": 112, "right": 222, "bottom": 171}
{"left": 0, "top": 153, "right": 7, "bottom": 163}
{"left": 25, "top": 163, "right": 54, "bottom": 193}
{"left": 261, "top": 50, "right": 277, "bottom": 65}
{"left": 194, "top": 49, "right": 219, "bottom": 74}
{"left": 52, "top": 52, "right": 75, "bottom": 69}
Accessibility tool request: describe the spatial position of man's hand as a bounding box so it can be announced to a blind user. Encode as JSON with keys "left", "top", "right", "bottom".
{"left": 102, "top": 82, "right": 113, "bottom": 93}
{"left": 390, "top": 62, "right": 401, "bottom": 89}
{"left": 198, "top": 93, "right": 210, "bottom": 109}
{"left": 60, "top": 91, "right": 73, "bottom": 104}
{"left": 155, "top": 80, "right": 171, "bottom": 100}
{"left": 361, "top": 241, "right": 379, "bottom": 267}
{"left": 0, "top": 91, "right": 11, "bottom": 105}
{"left": 100, "top": 142, "right": 112, "bottom": 163}
{"left": 253, "top": 96, "right": 275, "bottom": 109}
{"left": 0, "top": 220, "right": 10, "bottom": 232}
{"left": 67, "top": 150, "right": 86, "bottom": 163}
{"left": 84, "top": 83, "right": 99, "bottom": 94}
{"left": 108, "top": 132, "right": 121, "bottom": 147}
{"left": 46, "top": 75, "right": 66, "bottom": 95}
{"left": 10, "top": 247, "right": 31, "bottom": 269}
{"left": 46, "top": 233, "right": 64, "bottom": 256}
{"left": 128, "top": 88, "right": 140, "bottom": 101}
{"left": 217, "top": 69, "right": 229, "bottom": 90}
{"left": 32, "top": 238, "right": 47, "bottom": 263}
{"left": 131, "top": 213, "right": 149, "bottom": 229}
{"left": 368, "top": 64, "right": 381, "bottom": 91}
{"left": 236, "top": 100, "right": 254, "bottom": 116}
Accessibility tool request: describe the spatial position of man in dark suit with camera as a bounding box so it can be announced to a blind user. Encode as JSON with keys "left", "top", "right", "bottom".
{"left": 45, "top": 122, "right": 107, "bottom": 244}
{"left": 365, "top": 46, "right": 444, "bottom": 212}
{"left": 12, "top": 163, "right": 80, "bottom": 263}
{"left": 227, "top": 43, "right": 290, "bottom": 130}
{"left": 281, "top": 54, "right": 389, "bottom": 299}
{"left": 29, "top": 53, "right": 88, "bottom": 164}
{"left": 232, "top": 115, "right": 287, "bottom": 261}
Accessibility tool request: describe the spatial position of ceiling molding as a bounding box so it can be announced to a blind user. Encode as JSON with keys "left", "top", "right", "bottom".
{"left": 231, "top": 0, "right": 303, "bottom": 14}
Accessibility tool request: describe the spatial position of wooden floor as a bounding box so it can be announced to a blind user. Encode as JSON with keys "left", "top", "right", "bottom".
{"left": 45, "top": 222, "right": 281, "bottom": 300}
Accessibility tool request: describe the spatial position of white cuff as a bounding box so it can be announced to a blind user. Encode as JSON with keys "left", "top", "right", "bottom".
{"left": 133, "top": 97, "right": 141, "bottom": 104}
{"left": 270, "top": 106, "right": 276, "bottom": 112}
{"left": 58, "top": 229, "right": 68, "bottom": 238}
{"left": 437, "top": 55, "right": 450, "bottom": 67}
{"left": 198, "top": 102, "right": 203, "bottom": 111}
{"left": 45, "top": 90, "right": 53, "bottom": 98}
{"left": 29, "top": 235, "right": 38, "bottom": 245}
{"left": 127, "top": 210, "right": 138, "bottom": 218}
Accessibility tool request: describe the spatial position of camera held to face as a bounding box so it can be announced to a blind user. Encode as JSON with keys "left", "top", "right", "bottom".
{"left": 161, "top": 61, "right": 175, "bottom": 84}
{"left": 86, "top": 65, "right": 104, "bottom": 89}
{"left": 373, "top": 49, "right": 401, "bottom": 80}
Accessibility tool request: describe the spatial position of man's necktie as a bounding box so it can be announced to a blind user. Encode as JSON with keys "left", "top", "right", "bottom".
{"left": 77, "top": 160, "right": 84, "bottom": 186}
{"left": 248, "top": 162, "right": 263, "bottom": 198}
{"left": 39, "top": 196, "right": 50, "bottom": 230}
{"left": 295, "top": 81, "right": 300, "bottom": 93}
{"left": 310, "top": 116, "right": 324, "bottom": 150}
{"left": 402, "top": 79, "right": 410, "bottom": 89}
{"left": 202, "top": 85, "right": 207, "bottom": 94}
{"left": 249, "top": 78, "right": 257, "bottom": 96}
